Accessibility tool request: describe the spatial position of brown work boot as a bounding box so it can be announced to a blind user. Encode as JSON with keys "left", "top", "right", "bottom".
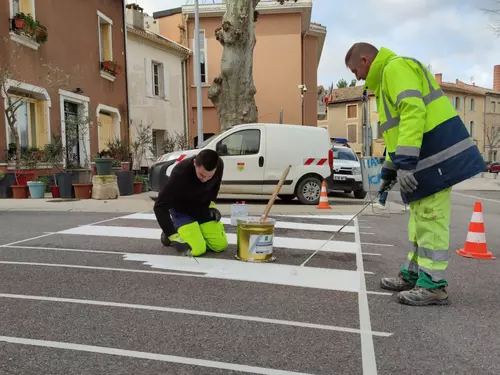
{"left": 397, "top": 286, "right": 450, "bottom": 306}
{"left": 380, "top": 272, "right": 414, "bottom": 292}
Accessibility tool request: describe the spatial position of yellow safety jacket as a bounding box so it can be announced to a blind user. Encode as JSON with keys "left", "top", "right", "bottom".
{"left": 364, "top": 47, "right": 485, "bottom": 202}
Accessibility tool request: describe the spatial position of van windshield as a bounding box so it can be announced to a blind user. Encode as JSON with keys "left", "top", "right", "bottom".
{"left": 196, "top": 134, "right": 217, "bottom": 149}
{"left": 332, "top": 147, "right": 358, "bottom": 161}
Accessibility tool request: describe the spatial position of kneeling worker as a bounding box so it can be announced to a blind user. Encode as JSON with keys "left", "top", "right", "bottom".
{"left": 153, "top": 149, "right": 228, "bottom": 257}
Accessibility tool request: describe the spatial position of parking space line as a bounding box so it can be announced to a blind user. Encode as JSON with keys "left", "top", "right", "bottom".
{"left": 361, "top": 242, "right": 394, "bottom": 247}
{"left": 0, "top": 335, "right": 314, "bottom": 375}
{"left": 354, "top": 218, "right": 378, "bottom": 375}
{"left": 58, "top": 225, "right": 360, "bottom": 254}
{"left": 121, "top": 213, "right": 357, "bottom": 233}
{"left": 0, "top": 293, "right": 392, "bottom": 337}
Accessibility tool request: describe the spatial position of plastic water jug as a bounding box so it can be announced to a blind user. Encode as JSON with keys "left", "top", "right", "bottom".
{"left": 231, "top": 201, "right": 249, "bottom": 226}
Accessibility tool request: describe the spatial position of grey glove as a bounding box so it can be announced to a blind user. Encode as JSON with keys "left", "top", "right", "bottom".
{"left": 397, "top": 169, "right": 418, "bottom": 194}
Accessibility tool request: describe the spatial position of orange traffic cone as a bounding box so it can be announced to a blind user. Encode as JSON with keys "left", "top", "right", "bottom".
{"left": 456, "top": 201, "right": 495, "bottom": 260}
{"left": 316, "top": 180, "right": 332, "bottom": 210}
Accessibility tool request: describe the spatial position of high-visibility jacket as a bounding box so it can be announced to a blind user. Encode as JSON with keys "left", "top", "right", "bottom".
{"left": 364, "top": 47, "right": 486, "bottom": 202}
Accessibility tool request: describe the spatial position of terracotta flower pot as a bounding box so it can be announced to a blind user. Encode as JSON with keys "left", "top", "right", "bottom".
{"left": 73, "top": 183, "right": 93, "bottom": 200}
{"left": 11, "top": 185, "right": 29, "bottom": 199}
{"left": 133, "top": 182, "right": 143, "bottom": 194}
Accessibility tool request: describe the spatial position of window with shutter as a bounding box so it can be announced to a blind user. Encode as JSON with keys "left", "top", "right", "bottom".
{"left": 98, "top": 112, "right": 114, "bottom": 151}
{"left": 18, "top": 0, "right": 34, "bottom": 16}
{"left": 347, "top": 124, "right": 357, "bottom": 143}
{"left": 192, "top": 30, "right": 208, "bottom": 84}
{"left": 347, "top": 104, "right": 357, "bottom": 119}
{"left": 35, "top": 100, "right": 48, "bottom": 147}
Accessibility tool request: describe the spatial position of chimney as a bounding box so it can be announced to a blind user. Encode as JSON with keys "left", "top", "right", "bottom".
{"left": 494, "top": 65, "right": 500, "bottom": 92}
{"left": 126, "top": 3, "right": 145, "bottom": 30}
{"left": 435, "top": 73, "right": 442, "bottom": 84}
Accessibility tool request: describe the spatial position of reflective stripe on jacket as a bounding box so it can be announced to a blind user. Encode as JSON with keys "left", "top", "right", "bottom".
{"left": 364, "top": 47, "right": 486, "bottom": 202}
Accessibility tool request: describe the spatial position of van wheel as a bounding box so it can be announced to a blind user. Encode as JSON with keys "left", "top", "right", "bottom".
{"left": 161, "top": 232, "right": 171, "bottom": 246}
{"left": 278, "top": 194, "right": 295, "bottom": 202}
{"left": 353, "top": 190, "right": 367, "bottom": 199}
{"left": 296, "top": 177, "right": 322, "bottom": 205}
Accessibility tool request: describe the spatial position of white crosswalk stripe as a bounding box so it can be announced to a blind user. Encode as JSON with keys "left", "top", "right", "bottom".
{"left": 52, "top": 212, "right": 368, "bottom": 293}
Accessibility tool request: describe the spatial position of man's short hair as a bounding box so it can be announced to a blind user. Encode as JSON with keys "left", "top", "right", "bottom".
{"left": 195, "top": 149, "right": 219, "bottom": 171}
{"left": 345, "top": 42, "right": 379, "bottom": 66}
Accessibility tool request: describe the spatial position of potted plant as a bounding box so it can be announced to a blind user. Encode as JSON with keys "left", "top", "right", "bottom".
{"left": 64, "top": 106, "right": 93, "bottom": 199}
{"left": 133, "top": 175, "right": 145, "bottom": 194}
{"left": 43, "top": 136, "right": 65, "bottom": 198}
{"left": 106, "top": 138, "right": 133, "bottom": 196}
{"left": 27, "top": 176, "right": 47, "bottom": 199}
{"left": 94, "top": 150, "right": 114, "bottom": 175}
{"left": 0, "top": 170, "right": 16, "bottom": 198}
{"left": 35, "top": 21, "right": 48, "bottom": 44}
{"left": 11, "top": 147, "right": 41, "bottom": 199}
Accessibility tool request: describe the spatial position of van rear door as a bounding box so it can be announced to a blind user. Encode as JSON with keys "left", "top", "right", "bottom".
{"left": 215, "top": 126, "right": 265, "bottom": 194}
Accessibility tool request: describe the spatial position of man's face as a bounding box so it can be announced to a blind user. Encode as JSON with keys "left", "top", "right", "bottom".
{"left": 348, "top": 56, "right": 372, "bottom": 81}
{"left": 194, "top": 160, "right": 216, "bottom": 183}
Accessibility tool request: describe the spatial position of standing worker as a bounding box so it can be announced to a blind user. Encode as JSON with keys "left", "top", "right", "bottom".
{"left": 344, "top": 43, "right": 485, "bottom": 306}
{"left": 153, "top": 149, "right": 228, "bottom": 257}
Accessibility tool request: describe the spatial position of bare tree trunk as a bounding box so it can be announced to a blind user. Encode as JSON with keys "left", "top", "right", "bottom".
{"left": 208, "top": 0, "right": 260, "bottom": 130}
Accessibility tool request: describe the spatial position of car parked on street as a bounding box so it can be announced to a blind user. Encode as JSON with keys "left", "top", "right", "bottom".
{"left": 486, "top": 161, "right": 500, "bottom": 173}
{"left": 325, "top": 138, "right": 367, "bottom": 199}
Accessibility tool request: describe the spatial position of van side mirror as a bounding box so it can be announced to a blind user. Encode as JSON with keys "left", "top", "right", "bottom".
{"left": 217, "top": 143, "right": 228, "bottom": 156}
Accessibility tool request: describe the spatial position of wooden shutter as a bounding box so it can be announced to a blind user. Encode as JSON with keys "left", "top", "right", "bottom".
{"left": 144, "top": 58, "right": 153, "bottom": 97}
{"left": 19, "top": 0, "right": 33, "bottom": 15}
{"left": 101, "top": 23, "right": 112, "bottom": 61}
{"left": 347, "top": 124, "right": 357, "bottom": 143}
{"left": 98, "top": 112, "right": 114, "bottom": 151}
{"left": 163, "top": 64, "right": 169, "bottom": 100}
{"left": 35, "top": 100, "right": 48, "bottom": 147}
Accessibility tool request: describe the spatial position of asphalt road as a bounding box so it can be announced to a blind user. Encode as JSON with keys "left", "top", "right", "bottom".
{"left": 0, "top": 189, "right": 499, "bottom": 374}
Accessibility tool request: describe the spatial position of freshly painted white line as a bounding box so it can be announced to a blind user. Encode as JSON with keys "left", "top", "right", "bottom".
{"left": 120, "top": 213, "right": 356, "bottom": 233}
{"left": 0, "top": 293, "right": 392, "bottom": 337}
{"left": 275, "top": 214, "right": 356, "bottom": 221}
{"left": 361, "top": 242, "right": 394, "bottom": 247}
{"left": 1, "top": 245, "right": 127, "bottom": 255}
{"left": 0, "top": 258, "right": 361, "bottom": 293}
{"left": 362, "top": 252, "right": 381, "bottom": 256}
{"left": 366, "top": 291, "right": 392, "bottom": 296}
{"left": 354, "top": 218, "right": 378, "bottom": 375}
{"left": 0, "top": 336, "right": 314, "bottom": 375}
{"left": 58, "top": 225, "right": 360, "bottom": 254}
{"left": 43, "top": 232, "right": 55, "bottom": 234}
{"left": 2, "top": 244, "right": 380, "bottom": 259}
{"left": 123, "top": 253, "right": 361, "bottom": 293}
{"left": 0, "top": 261, "right": 205, "bottom": 277}
{"left": 0, "top": 215, "right": 127, "bottom": 248}
{"left": 452, "top": 191, "right": 500, "bottom": 204}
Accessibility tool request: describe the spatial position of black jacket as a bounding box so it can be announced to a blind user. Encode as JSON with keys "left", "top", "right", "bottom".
{"left": 156, "top": 155, "right": 224, "bottom": 221}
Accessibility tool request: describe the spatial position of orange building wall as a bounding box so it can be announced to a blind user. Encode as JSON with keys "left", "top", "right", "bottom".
{"left": 157, "top": 11, "right": 319, "bottom": 143}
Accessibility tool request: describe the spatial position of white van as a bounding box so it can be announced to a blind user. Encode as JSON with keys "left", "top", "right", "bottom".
{"left": 148, "top": 123, "right": 333, "bottom": 205}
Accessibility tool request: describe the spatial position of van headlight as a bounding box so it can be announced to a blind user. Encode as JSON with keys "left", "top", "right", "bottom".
{"left": 353, "top": 167, "right": 361, "bottom": 175}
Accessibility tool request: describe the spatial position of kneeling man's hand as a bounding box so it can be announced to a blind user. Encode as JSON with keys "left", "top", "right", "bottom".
{"left": 208, "top": 207, "right": 222, "bottom": 222}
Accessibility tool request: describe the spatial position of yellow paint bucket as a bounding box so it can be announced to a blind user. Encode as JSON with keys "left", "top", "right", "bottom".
{"left": 235, "top": 216, "right": 276, "bottom": 262}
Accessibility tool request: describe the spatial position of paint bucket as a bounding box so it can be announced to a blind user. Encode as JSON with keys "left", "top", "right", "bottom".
{"left": 235, "top": 216, "right": 276, "bottom": 262}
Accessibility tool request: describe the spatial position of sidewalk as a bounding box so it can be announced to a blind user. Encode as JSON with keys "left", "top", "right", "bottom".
{"left": 453, "top": 173, "right": 500, "bottom": 191}
{"left": 0, "top": 192, "right": 365, "bottom": 215}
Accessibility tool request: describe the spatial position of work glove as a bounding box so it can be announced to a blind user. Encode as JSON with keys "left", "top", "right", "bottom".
{"left": 397, "top": 169, "right": 418, "bottom": 194}
{"left": 208, "top": 207, "right": 222, "bottom": 222}
{"left": 379, "top": 167, "right": 396, "bottom": 194}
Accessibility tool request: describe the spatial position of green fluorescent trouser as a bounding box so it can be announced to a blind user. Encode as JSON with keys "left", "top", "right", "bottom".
{"left": 401, "top": 187, "right": 452, "bottom": 289}
{"left": 171, "top": 209, "right": 228, "bottom": 257}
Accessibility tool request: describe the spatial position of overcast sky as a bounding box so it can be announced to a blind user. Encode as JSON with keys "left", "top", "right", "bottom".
{"left": 131, "top": 0, "right": 500, "bottom": 89}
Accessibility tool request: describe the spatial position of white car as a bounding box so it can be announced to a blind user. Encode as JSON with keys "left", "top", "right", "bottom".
{"left": 149, "top": 123, "right": 333, "bottom": 205}
{"left": 325, "top": 144, "right": 367, "bottom": 199}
